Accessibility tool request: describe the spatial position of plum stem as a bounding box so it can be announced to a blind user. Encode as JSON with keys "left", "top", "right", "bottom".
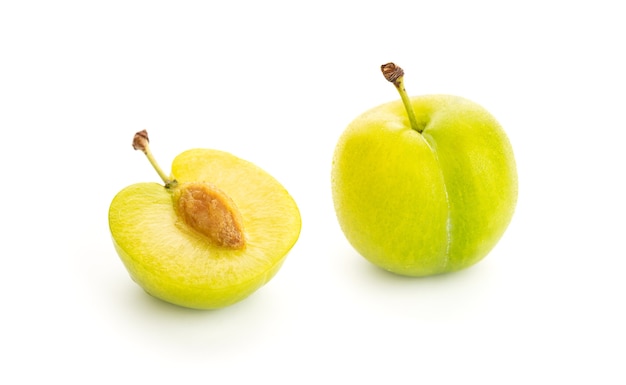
{"left": 132, "top": 130, "right": 176, "bottom": 187}
{"left": 381, "top": 63, "right": 422, "bottom": 133}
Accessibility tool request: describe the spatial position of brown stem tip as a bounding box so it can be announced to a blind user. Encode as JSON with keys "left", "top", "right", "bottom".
{"left": 133, "top": 129, "right": 149, "bottom": 153}
{"left": 381, "top": 62, "right": 404, "bottom": 87}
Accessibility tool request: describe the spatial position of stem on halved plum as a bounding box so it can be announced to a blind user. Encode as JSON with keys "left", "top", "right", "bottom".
{"left": 381, "top": 63, "right": 422, "bottom": 133}
{"left": 132, "top": 130, "right": 177, "bottom": 188}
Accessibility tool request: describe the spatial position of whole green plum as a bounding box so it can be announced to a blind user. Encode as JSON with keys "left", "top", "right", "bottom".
{"left": 331, "top": 63, "right": 517, "bottom": 276}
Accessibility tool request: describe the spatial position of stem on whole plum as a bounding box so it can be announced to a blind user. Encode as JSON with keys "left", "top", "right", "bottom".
{"left": 132, "top": 130, "right": 176, "bottom": 188}
{"left": 381, "top": 63, "right": 422, "bottom": 133}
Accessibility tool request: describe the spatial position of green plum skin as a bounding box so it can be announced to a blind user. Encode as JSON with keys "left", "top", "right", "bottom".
{"left": 331, "top": 95, "right": 518, "bottom": 276}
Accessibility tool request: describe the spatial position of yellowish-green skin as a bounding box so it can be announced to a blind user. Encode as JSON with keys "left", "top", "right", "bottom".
{"left": 331, "top": 95, "right": 517, "bottom": 276}
{"left": 109, "top": 149, "right": 301, "bottom": 309}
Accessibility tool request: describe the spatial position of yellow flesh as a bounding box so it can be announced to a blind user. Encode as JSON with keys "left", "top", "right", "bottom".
{"left": 109, "top": 149, "right": 301, "bottom": 309}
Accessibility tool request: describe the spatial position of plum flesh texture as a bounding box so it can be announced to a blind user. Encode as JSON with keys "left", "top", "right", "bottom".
{"left": 109, "top": 149, "right": 301, "bottom": 309}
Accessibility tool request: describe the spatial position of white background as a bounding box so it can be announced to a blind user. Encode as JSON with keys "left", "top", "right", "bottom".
{"left": 2, "top": 1, "right": 625, "bottom": 383}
